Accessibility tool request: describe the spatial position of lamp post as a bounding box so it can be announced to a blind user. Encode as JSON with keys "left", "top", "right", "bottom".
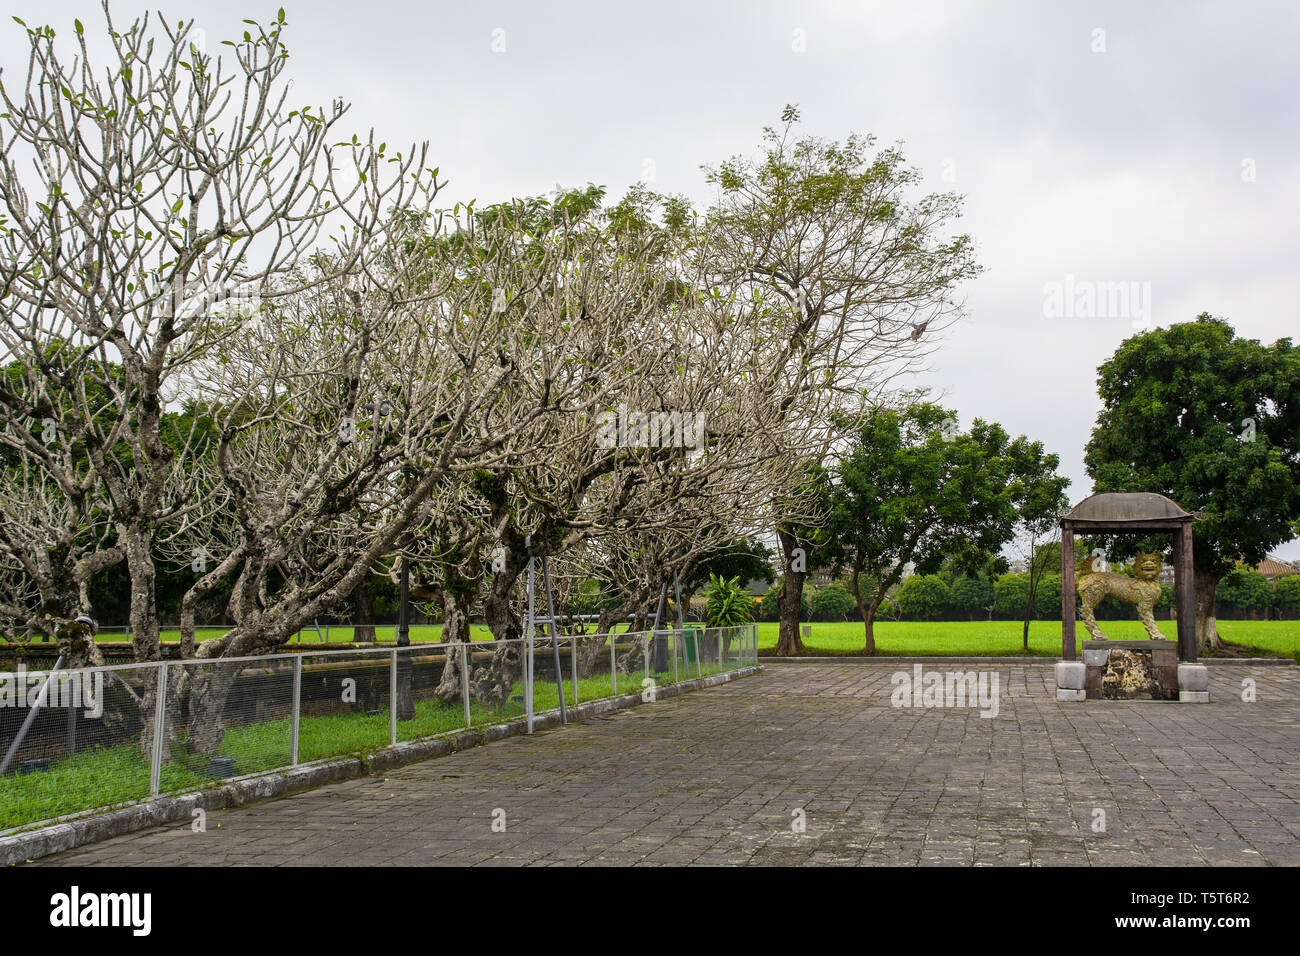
{"left": 366, "top": 395, "right": 403, "bottom": 646}
{"left": 398, "top": 554, "right": 410, "bottom": 647}
{"left": 379, "top": 394, "right": 414, "bottom": 717}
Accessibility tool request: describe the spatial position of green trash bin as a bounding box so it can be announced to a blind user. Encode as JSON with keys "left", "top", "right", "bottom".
{"left": 682, "top": 625, "right": 703, "bottom": 663}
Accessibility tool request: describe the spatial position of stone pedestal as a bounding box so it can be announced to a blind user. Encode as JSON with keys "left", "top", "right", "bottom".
{"left": 1178, "top": 663, "right": 1209, "bottom": 702}
{"left": 1055, "top": 661, "right": 1086, "bottom": 702}
{"left": 1082, "top": 640, "right": 1178, "bottom": 700}
{"left": 1055, "top": 639, "right": 1204, "bottom": 702}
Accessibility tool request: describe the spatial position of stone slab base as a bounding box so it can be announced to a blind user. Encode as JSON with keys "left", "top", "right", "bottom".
{"left": 1082, "top": 640, "right": 1178, "bottom": 700}
{"left": 1056, "top": 654, "right": 1214, "bottom": 703}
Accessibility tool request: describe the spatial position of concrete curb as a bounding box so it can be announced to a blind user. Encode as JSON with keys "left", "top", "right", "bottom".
{"left": 761, "top": 655, "right": 1295, "bottom": 665}
{"left": 1198, "top": 658, "right": 1297, "bottom": 665}
{"left": 763, "top": 656, "right": 1058, "bottom": 664}
{"left": 1, "top": 665, "right": 760, "bottom": 866}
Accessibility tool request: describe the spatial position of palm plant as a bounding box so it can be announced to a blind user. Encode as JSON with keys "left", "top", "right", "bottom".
{"left": 704, "top": 573, "right": 753, "bottom": 628}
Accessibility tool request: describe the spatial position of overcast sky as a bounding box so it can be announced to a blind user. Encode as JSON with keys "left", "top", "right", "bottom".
{"left": 8, "top": 1, "right": 1299, "bottom": 558}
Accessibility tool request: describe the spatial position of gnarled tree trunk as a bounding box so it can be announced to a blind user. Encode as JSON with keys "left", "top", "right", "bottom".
{"left": 773, "top": 528, "right": 805, "bottom": 656}
{"left": 352, "top": 577, "right": 376, "bottom": 642}
{"left": 182, "top": 663, "right": 242, "bottom": 755}
{"left": 1193, "top": 570, "right": 1224, "bottom": 655}
{"left": 431, "top": 581, "right": 475, "bottom": 703}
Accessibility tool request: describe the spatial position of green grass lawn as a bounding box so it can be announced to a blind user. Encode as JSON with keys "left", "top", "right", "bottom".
{"left": 16, "top": 618, "right": 1291, "bottom": 659}
{"left": 755, "top": 619, "right": 1300, "bottom": 659}
{"left": 46, "top": 618, "right": 1293, "bottom": 660}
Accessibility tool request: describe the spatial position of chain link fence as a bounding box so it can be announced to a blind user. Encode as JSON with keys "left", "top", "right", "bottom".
{"left": 0, "top": 625, "right": 755, "bottom": 833}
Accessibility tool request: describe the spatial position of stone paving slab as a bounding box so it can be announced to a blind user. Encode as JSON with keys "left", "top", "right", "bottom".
{"left": 32, "top": 661, "right": 1300, "bottom": 866}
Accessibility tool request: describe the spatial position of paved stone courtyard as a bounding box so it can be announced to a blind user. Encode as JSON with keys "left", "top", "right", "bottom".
{"left": 34, "top": 661, "right": 1300, "bottom": 866}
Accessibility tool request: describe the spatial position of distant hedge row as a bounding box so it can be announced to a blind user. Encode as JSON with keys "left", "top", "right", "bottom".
{"left": 755, "top": 566, "right": 1300, "bottom": 623}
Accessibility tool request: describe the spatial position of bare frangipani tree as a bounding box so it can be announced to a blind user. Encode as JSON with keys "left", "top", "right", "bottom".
{"left": 355, "top": 189, "right": 820, "bottom": 703}
{"left": 700, "top": 106, "right": 983, "bottom": 654}
{"left": 0, "top": 5, "right": 983, "bottom": 762}
{"left": 0, "top": 459, "right": 116, "bottom": 654}
{"left": 405, "top": 199, "right": 733, "bottom": 703}
{"left": 0, "top": 6, "right": 440, "bottom": 665}
{"left": 0, "top": 345, "right": 206, "bottom": 659}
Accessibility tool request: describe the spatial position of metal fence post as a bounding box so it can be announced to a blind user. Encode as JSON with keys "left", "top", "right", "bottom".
{"left": 694, "top": 629, "right": 702, "bottom": 680}
{"left": 460, "top": 642, "right": 471, "bottom": 728}
{"left": 149, "top": 663, "right": 168, "bottom": 797}
{"left": 389, "top": 648, "right": 397, "bottom": 746}
{"left": 571, "top": 637, "right": 579, "bottom": 708}
{"left": 291, "top": 654, "right": 302, "bottom": 765}
{"left": 643, "top": 632, "right": 649, "bottom": 685}
{"left": 525, "top": 556, "right": 536, "bottom": 734}
{"left": 610, "top": 632, "right": 617, "bottom": 697}
{"left": 672, "top": 626, "right": 679, "bottom": 685}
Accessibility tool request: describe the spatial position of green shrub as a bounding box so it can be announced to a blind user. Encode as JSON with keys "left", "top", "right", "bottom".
{"left": 1216, "top": 565, "right": 1272, "bottom": 612}
{"left": 810, "top": 583, "right": 856, "bottom": 621}
{"left": 1156, "top": 583, "right": 1175, "bottom": 612}
{"left": 896, "top": 574, "right": 950, "bottom": 621}
{"left": 1033, "top": 573, "right": 1062, "bottom": 619}
{"left": 1274, "top": 575, "right": 1300, "bottom": 611}
{"left": 704, "top": 574, "right": 753, "bottom": 627}
{"left": 948, "top": 575, "right": 993, "bottom": 620}
{"left": 993, "top": 572, "right": 1029, "bottom": 618}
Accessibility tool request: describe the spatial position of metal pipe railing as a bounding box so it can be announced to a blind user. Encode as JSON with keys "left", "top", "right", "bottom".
{"left": 1, "top": 627, "right": 757, "bottom": 832}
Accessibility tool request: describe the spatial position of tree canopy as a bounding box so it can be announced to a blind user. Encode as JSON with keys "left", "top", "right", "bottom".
{"left": 828, "top": 401, "right": 1067, "bottom": 651}
{"left": 1085, "top": 314, "right": 1300, "bottom": 650}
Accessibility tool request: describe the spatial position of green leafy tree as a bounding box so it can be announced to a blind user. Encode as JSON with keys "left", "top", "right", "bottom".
{"left": 829, "top": 402, "right": 1065, "bottom": 652}
{"left": 1009, "top": 449, "right": 1070, "bottom": 648}
{"left": 1085, "top": 315, "right": 1300, "bottom": 652}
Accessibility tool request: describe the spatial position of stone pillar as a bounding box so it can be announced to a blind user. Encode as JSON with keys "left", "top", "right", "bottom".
{"left": 1061, "top": 527, "right": 1076, "bottom": 660}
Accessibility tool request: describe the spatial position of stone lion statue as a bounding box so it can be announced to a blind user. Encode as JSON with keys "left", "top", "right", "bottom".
{"left": 1075, "top": 552, "right": 1165, "bottom": 641}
